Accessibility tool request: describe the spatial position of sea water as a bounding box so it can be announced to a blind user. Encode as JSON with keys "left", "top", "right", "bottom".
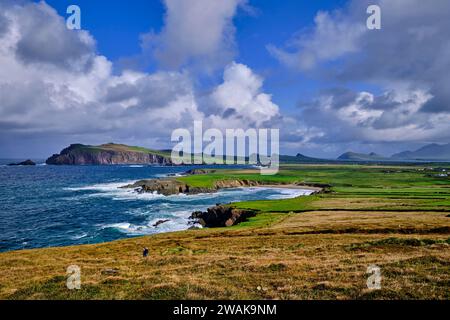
{"left": 0, "top": 162, "right": 312, "bottom": 252}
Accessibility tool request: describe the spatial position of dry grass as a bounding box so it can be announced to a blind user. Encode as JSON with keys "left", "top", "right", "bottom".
{"left": 1, "top": 208, "right": 449, "bottom": 300}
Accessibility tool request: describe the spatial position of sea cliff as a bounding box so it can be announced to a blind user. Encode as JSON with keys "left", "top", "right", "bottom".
{"left": 46, "top": 143, "right": 172, "bottom": 165}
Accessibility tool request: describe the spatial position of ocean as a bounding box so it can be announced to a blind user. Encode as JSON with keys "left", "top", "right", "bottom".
{"left": 0, "top": 161, "right": 312, "bottom": 252}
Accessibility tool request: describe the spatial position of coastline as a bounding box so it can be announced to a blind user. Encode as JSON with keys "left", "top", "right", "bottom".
{"left": 1, "top": 164, "right": 449, "bottom": 300}
{"left": 250, "top": 184, "right": 322, "bottom": 192}
{"left": 1, "top": 179, "right": 319, "bottom": 253}
{"left": 0, "top": 182, "right": 319, "bottom": 254}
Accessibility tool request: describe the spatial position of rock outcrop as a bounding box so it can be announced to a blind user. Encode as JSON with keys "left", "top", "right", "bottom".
{"left": 46, "top": 143, "right": 172, "bottom": 165}
{"left": 122, "top": 178, "right": 263, "bottom": 196}
{"left": 8, "top": 159, "right": 36, "bottom": 166}
{"left": 190, "top": 205, "right": 257, "bottom": 228}
{"left": 184, "top": 169, "right": 217, "bottom": 175}
{"left": 153, "top": 219, "right": 170, "bottom": 227}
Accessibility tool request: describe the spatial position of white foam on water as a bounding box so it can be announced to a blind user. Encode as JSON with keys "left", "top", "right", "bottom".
{"left": 154, "top": 172, "right": 187, "bottom": 178}
{"left": 264, "top": 188, "right": 314, "bottom": 199}
{"left": 100, "top": 214, "right": 192, "bottom": 235}
{"left": 65, "top": 181, "right": 135, "bottom": 192}
{"left": 64, "top": 181, "right": 168, "bottom": 201}
{"left": 70, "top": 232, "right": 88, "bottom": 240}
{"left": 111, "top": 190, "right": 165, "bottom": 201}
{"left": 128, "top": 165, "right": 144, "bottom": 168}
{"left": 71, "top": 181, "right": 315, "bottom": 236}
{"left": 100, "top": 222, "right": 146, "bottom": 234}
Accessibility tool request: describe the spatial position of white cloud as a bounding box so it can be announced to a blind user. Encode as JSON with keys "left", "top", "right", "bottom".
{"left": 301, "top": 88, "right": 450, "bottom": 145}
{"left": 209, "top": 62, "right": 280, "bottom": 128}
{"left": 144, "top": 0, "right": 245, "bottom": 72}
{"left": 0, "top": 2, "right": 202, "bottom": 146}
{"left": 272, "top": 0, "right": 450, "bottom": 151}
{"left": 268, "top": 10, "right": 365, "bottom": 71}
{"left": 0, "top": 1, "right": 280, "bottom": 157}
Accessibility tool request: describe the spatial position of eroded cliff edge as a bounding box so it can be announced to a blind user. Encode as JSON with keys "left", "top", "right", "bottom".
{"left": 122, "top": 177, "right": 263, "bottom": 195}
{"left": 46, "top": 143, "right": 172, "bottom": 165}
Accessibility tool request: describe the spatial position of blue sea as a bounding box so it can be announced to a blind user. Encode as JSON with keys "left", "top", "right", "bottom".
{"left": 0, "top": 161, "right": 312, "bottom": 252}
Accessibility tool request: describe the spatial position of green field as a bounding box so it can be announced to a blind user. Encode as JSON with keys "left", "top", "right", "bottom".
{"left": 0, "top": 163, "right": 449, "bottom": 299}
{"left": 178, "top": 164, "right": 450, "bottom": 212}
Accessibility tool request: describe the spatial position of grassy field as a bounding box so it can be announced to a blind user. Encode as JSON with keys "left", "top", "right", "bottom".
{"left": 0, "top": 164, "right": 449, "bottom": 299}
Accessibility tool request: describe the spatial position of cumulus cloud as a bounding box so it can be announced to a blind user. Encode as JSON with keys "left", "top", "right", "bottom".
{"left": 208, "top": 62, "right": 280, "bottom": 128}
{"left": 267, "top": 10, "right": 365, "bottom": 71}
{"left": 9, "top": 2, "right": 95, "bottom": 71}
{"left": 300, "top": 88, "right": 450, "bottom": 145}
{"left": 270, "top": 0, "right": 450, "bottom": 150}
{"left": 142, "top": 0, "right": 245, "bottom": 72}
{"left": 0, "top": 1, "right": 280, "bottom": 157}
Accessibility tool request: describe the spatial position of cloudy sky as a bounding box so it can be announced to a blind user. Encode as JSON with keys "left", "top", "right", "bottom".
{"left": 0, "top": 0, "right": 449, "bottom": 159}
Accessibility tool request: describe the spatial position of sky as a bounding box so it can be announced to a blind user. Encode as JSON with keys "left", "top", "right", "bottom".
{"left": 0, "top": 0, "right": 449, "bottom": 159}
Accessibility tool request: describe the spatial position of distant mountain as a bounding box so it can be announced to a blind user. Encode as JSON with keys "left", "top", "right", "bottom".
{"left": 337, "top": 151, "right": 387, "bottom": 161}
{"left": 391, "top": 143, "right": 450, "bottom": 161}
{"left": 46, "top": 143, "right": 172, "bottom": 165}
{"left": 279, "top": 153, "right": 325, "bottom": 163}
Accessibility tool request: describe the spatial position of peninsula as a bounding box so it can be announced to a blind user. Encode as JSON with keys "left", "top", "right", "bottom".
{"left": 46, "top": 143, "right": 172, "bottom": 165}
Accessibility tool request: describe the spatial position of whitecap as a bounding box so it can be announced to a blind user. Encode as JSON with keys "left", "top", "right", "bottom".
{"left": 265, "top": 188, "right": 314, "bottom": 199}
{"left": 70, "top": 232, "right": 88, "bottom": 240}
{"left": 64, "top": 181, "right": 134, "bottom": 192}
{"left": 64, "top": 181, "right": 171, "bottom": 201}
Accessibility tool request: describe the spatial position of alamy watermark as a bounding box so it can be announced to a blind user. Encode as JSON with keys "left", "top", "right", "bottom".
{"left": 367, "top": 5, "right": 381, "bottom": 30}
{"left": 171, "top": 121, "right": 279, "bottom": 175}
{"left": 66, "top": 5, "right": 81, "bottom": 30}
{"left": 66, "top": 265, "right": 81, "bottom": 290}
{"left": 366, "top": 264, "right": 382, "bottom": 290}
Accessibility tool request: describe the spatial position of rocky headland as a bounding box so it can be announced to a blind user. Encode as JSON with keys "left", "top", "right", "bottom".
{"left": 121, "top": 170, "right": 326, "bottom": 228}
{"left": 46, "top": 143, "right": 172, "bottom": 165}
{"left": 121, "top": 177, "right": 263, "bottom": 196}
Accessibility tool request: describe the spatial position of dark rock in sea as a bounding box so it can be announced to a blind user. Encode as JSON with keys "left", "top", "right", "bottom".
{"left": 190, "top": 205, "right": 257, "bottom": 228}
{"left": 8, "top": 159, "right": 36, "bottom": 166}
{"left": 153, "top": 219, "right": 170, "bottom": 227}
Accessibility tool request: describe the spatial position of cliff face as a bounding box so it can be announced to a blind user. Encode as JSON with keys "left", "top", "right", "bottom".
{"left": 46, "top": 144, "right": 172, "bottom": 165}
{"left": 122, "top": 178, "right": 262, "bottom": 196}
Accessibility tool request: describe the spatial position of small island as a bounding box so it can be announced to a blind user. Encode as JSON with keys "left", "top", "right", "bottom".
{"left": 7, "top": 159, "right": 36, "bottom": 166}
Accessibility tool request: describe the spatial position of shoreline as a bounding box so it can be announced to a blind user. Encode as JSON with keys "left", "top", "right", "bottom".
{"left": 1, "top": 183, "right": 318, "bottom": 254}
{"left": 249, "top": 184, "right": 322, "bottom": 192}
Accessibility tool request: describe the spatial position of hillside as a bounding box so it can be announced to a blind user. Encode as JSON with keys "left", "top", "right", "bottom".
{"left": 1, "top": 164, "right": 449, "bottom": 299}
{"left": 391, "top": 143, "right": 450, "bottom": 161}
{"left": 279, "top": 153, "right": 325, "bottom": 164}
{"left": 46, "top": 143, "right": 172, "bottom": 165}
{"left": 338, "top": 152, "right": 387, "bottom": 161}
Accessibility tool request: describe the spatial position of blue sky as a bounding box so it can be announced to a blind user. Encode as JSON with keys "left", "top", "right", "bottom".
{"left": 44, "top": 0, "right": 348, "bottom": 110}
{"left": 1, "top": 0, "right": 449, "bottom": 158}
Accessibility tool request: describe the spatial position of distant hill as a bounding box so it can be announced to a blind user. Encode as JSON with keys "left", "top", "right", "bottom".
{"left": 279, "top": 153, "right": 325, "bottom": 163}
{"left": 337, "top": 152, "right": 387, "bottom": 161}
{"left": 391, "top": 143, "right": 450, "bottom": 161}
{"left": 46, "top": 143, "right": 172, "bottom": 165}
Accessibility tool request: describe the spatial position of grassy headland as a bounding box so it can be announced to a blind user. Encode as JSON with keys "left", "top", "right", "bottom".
{"left": 0, "top": 164, "right": 449, "bottom": 299}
